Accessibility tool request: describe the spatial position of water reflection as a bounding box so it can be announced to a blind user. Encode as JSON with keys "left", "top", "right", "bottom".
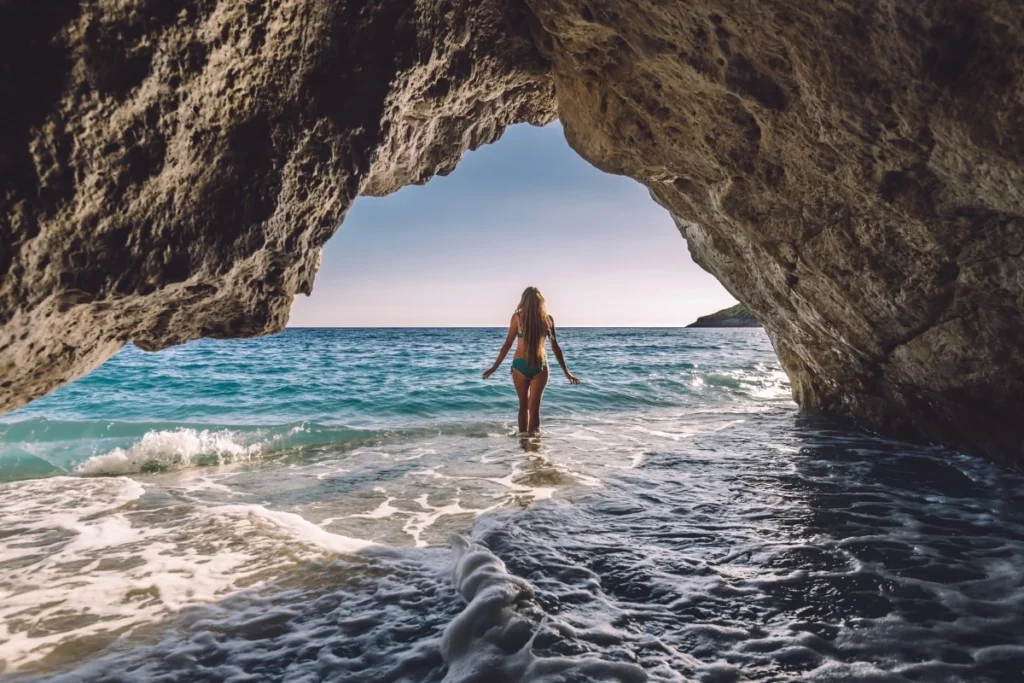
{"left": 6, "top": 411, "right": 1024, "bottom": 682}
{"left": 480, "top": 412, "right": 1024, "bottom": 681}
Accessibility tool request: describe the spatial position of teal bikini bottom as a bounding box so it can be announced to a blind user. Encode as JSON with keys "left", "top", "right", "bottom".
{"left": 512, "top": 357, "right": 547, "bottom": 379}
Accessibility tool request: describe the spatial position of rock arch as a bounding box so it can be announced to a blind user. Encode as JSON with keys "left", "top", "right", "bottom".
{"left": 2, "top": 0, "right": 1023, "bottom": 467}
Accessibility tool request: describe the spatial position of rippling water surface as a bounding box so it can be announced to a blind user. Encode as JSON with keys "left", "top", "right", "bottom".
{"left": 1, "top": 328, "right": 1022, "bottom": 682}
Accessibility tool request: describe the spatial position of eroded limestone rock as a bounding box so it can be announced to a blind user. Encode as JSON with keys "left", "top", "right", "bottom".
{"left": 2, "top": 1, "right": 1023, "bottom": 466}
{"left": 1, "top": 0, "right": 553, "bottom": 412}
{"left": 526, "top": 0, "right": 1024, "bottom": 467}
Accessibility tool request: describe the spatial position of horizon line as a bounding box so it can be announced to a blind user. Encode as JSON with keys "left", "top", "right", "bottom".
{"left": 281, "top": 325, "right": 752, "bottom": 329}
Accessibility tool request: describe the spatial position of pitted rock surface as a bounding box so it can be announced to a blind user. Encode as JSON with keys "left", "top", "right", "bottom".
{"left": 2, "top": 1, "right": 1023, "bottom": 466}
{"left": 0, "top": 0, "right": 553, "bottom": 414}
{"left": 527, "top": 0, "right": 1024, "bottom": 466}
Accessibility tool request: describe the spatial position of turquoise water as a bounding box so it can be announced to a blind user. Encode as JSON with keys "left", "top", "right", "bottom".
{"left": 1, "top": 328, "right": 1022, "bottom": 682}
{"left": 0, "top": 328, "right": 787, "bottom": 479}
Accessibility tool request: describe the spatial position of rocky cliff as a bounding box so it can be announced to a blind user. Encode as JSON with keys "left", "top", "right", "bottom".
{"left": 2, "top": 1, "right": 1023, "bottom": 467}
{"left": 688, "top": 304, "right": 760, "bottom": 328}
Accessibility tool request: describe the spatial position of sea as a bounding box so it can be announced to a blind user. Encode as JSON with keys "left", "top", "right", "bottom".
{"left": 1, "top": 328, "right": 1022, "bottom": 682}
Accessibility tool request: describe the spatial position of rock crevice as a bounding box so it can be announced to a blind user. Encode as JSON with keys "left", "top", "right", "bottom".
{"left": 2, "top": 1, "right": 1023, "bottom": 467}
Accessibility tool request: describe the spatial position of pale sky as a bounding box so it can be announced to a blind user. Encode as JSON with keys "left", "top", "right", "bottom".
{"left": 289, "top": 122, "right": 736, "bottom": 327}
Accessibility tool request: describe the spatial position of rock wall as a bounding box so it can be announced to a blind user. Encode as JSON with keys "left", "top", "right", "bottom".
{"left": 2, "top": 1, "right": 1023, "bottom": 467}
{"left": 0, "top": 0, "right": 553, "bottom": 412}
{"left": 525, "top": 0, "right": 1024, "bottom": 467}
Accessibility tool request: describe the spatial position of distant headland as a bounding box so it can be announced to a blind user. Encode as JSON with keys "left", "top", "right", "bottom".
{"left": 687, "top": 304, "right": 761, "bottom": 328}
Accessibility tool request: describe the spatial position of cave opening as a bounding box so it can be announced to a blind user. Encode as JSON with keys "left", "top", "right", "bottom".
{"left": 289, "top": 122, "right": 739, "bottom": 328}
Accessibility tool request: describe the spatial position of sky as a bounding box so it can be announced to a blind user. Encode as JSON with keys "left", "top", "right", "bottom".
{"left": 288, "top": 122, "right": 736, "bottom": 327}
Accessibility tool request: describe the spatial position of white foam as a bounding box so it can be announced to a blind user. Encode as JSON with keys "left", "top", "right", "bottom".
{"left": 76, "top": 428, "right": 262, "bottom": 475}
{"left": 0, "top": 477, "right": 186, "bottom": 668}
{"left": 348, "top": 496, "right": 403, "bottom": 520}
{"left": 0, "top": 477, "right": 376, "bottom": 671}
{"left": 178, "top": 474, "right": 246, "bottom": 496}
{"left": 410, "top": 451, "right": 599, "bottom": 511}
{"left": 441, "top": 534, "right": 649, "bottom": 683}
{"left": 400, "top": 495, "right": 502, "bottom": 548}
{"left": 211, "top": 504, "right": 374, "bottom": 555}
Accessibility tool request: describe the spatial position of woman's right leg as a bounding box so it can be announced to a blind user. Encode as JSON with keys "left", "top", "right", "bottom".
{"left": 512, "top": 368, "right": 531, "bottom": 433}
{"left": 526, "top": 366, "right": 549, "bottom": 434}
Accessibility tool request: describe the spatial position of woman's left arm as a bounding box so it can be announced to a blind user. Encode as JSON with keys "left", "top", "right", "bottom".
{"left": 549, "top": 317, "right": 581, "bottom": 384}
{"left": 483, "top": 315, "right": 518, "bottom": 379}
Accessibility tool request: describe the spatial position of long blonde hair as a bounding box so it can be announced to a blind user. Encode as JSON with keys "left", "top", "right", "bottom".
{"left": 517, "top": 287, "right": 550, "bottom": 367}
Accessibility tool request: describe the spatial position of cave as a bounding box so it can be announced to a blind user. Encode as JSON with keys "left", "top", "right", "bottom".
{"left": 1, "top": 0, "right": 1023, "bottom": 468}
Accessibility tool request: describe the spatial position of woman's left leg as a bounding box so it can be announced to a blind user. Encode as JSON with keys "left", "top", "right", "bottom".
{"left": 526, "top": 366, "right": 549, "bottom": 434}
{"left": 512, "top": 368, "right": 531, "bottom": 433}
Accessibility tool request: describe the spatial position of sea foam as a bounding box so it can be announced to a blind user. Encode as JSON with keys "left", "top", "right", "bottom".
{"left": 75, "top": 427, "right": 264, "bottom": 475}
{"left": 441, "top": 534, "right": 649, "bottom": 683}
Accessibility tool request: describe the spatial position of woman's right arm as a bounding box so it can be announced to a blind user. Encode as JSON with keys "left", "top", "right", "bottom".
{"left": 549, "top": 317, "right": 581, "bottom": 384}
{"left": 483, "top": 315, "right": 518, "bottom": 379}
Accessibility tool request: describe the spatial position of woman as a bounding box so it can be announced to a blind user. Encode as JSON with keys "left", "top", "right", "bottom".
{"left": 483, "top": 287, "right": 580, "bottom": 434}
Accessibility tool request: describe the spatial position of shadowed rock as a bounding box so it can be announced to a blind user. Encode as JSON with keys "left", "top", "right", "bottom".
{"left": 0, "top": 0, "right": 554, "bottom": 414}
{"left": 2, "top": 1, "right": 1023, "bottom": 467}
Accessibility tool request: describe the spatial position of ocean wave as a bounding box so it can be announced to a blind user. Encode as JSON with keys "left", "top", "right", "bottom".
{"left": 1, "top": 394, "right": 781, "bottom": 483}
{"left": 75, "top": 427, "right": 266, "bottom": 475}
{"left": 0, "top": 420, "right": 380, "bottom": 482}
{"left": 1, "top": 418, "right": 522, "bottom": 482}
{"left": 72, "top": 422, "right": 397, "bottom": 476}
